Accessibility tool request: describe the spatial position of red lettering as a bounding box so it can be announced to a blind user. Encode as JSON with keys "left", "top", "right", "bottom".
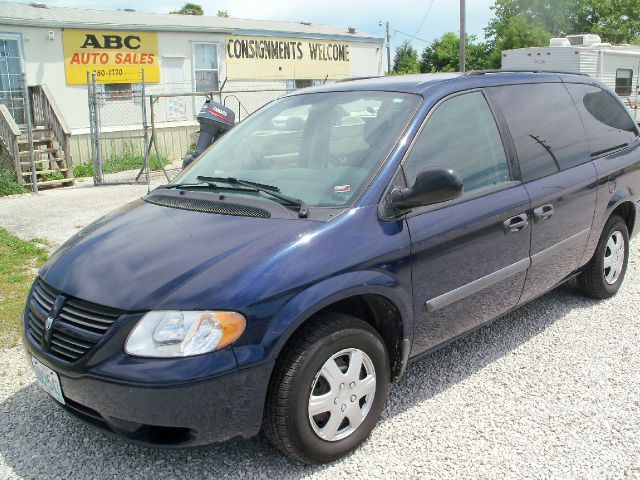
{"left": 70, "top": 53, "right": 80, "bottom": 64}
{"left": 115, "top": 52, "right": 123, "bottom": 64}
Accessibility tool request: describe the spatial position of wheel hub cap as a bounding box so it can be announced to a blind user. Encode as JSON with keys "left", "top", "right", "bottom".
{"left": 603, "top": 230, "right": 625, "bottom": 285}
{"left": 308, "top": 348, "right": 376, "bottom": 442}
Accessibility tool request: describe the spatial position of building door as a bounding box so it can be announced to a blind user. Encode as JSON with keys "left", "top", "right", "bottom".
{"left": 162, "top": 57, "right": 187, "bottom": 120}
{"left": 0, "top": 34, "right": 24, "bottom": 124}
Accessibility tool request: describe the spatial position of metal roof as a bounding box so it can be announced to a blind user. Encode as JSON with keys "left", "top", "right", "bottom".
{"left": 0, "top": 1, "right": 383, "bottom": 43}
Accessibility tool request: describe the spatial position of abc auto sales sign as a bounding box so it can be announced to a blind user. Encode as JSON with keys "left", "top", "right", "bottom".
{"left": 62, "top": 29, "right": 160, "bottom": 84}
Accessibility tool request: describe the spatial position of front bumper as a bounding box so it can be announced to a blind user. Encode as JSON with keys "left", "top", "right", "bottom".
{"left": 24, "top": 334, "right": 273, "bottom": 448}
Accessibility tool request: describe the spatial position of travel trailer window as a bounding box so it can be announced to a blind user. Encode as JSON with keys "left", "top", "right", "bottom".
{"left": 615, "top": 69, "right": 633, "bottom": 96}
{"left": 488, "top": 83, "right": 589, "bottom": 181}
{"left": 565, "top": 83, "right": 638, "bottom": 158}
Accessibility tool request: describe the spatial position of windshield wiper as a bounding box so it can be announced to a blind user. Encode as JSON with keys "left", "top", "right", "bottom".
{"left": 154, "top": 181, "right": 258, "bottom": 192}
{"left": 197, "top": 176, "right": 280, "bottom": 192}
{"left": 197, "top": 176, "right": 309, "bottom": 218}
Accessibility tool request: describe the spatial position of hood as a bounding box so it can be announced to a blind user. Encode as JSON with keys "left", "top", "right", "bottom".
{"left": 41, "top": 198, "right": 320, "bottom": 311}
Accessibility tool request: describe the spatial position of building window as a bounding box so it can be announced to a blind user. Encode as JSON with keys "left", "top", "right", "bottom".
{"left": 286, "top": 79, "right": 323, "bottom": 90}
{"left": 615, "top": 69, "right": 633, "bottom": 96}
{"left": 193, "top": 43, "right": 219, "bottom": 93}
{"left": 103, "top": 83, "right": 133, "bottom": 101}
{"left": 96, "top": 83, "right": 143, "bottom": 103}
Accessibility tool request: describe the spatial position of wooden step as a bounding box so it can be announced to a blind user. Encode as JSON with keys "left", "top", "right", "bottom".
{"left": 22, "top": 178, "right": 75, "bottom": 188}
{"left": 19, "top": 133, "right": 55, "bottom": 141}
{"left": 21, "top": 168, "right": 69, "bottom": 176}
{"left": 20, "top": 159, "right": 65, "bottom": 166}
{"left": 19, "top": 148, "right": 60, "bottom": 157}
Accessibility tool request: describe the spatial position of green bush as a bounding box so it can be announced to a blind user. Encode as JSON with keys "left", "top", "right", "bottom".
{"left": 0, "top": 173, "right": 27, "bottom": 196}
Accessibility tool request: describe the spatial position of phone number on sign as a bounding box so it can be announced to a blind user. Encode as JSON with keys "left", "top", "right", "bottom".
{"left": 95, "top": 69, "right": 124, "bottom": 77}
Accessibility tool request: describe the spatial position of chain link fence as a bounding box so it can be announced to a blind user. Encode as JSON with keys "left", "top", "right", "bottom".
{"left": 86, "top": 74, "right": 297, "bottom": 187}
{"left": 220, "top": 86, "right": 293, "bottom": 122}
{"left": 87, "top": 70, "right": 173, "bottom": 186}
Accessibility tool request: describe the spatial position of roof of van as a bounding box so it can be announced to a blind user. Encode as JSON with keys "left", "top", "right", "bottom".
{"left": 297, "top": 70, "right": 597, "bottom": 96}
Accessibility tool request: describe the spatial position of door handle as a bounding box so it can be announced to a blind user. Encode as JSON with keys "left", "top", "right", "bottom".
{"left": 503, "top": 213, "right": 529, "bottom": 233}
{"left": 533, "top": 204, "right": 554, "bottom": 222}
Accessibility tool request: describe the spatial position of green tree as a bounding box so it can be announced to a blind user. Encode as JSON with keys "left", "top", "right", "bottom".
{"left": 170, "top": 3, "right": 204, "bottom": 15}
{"left": 217, "top": 10, "right": 229, "bottom": 17}
{"left": 420, "top": 32, "right": 492, "bottom": 73}
{"left": 486, "top": 0, "right": 640, "bottom": 52}
{"left": 392, "top": 40, "right": 420, "bottom": 74}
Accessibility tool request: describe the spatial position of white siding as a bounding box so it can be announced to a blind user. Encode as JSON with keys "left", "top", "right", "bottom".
{"left": 501, "top": 47, "right": 580, "bottom": 72}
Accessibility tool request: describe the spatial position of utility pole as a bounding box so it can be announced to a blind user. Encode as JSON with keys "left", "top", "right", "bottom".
{"left": 459, "top": 0, "right": 466, "bottom": 73}
{"left": 379, "top": 20, "right": 391, "bottom": 73}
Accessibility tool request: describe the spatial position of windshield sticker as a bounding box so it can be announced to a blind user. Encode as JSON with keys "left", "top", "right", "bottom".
{"left": 334, "top": 185, "right": 351, "bottom": 194}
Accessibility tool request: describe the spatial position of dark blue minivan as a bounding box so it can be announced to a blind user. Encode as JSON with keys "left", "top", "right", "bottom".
{"left": 24, "top": 71, "right": 640, "bottom": 464}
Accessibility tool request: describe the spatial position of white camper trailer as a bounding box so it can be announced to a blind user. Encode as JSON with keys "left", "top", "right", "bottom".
{"left": 501, "top": 34, "right": 639, "bottom": 121}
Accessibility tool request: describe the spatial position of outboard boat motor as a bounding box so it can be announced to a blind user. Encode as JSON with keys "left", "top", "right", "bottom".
{"left": 182, "top": 99, "right": 235, "bottom": 168}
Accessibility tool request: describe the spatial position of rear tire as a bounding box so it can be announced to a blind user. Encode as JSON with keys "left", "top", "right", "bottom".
{"left": 263, "top": 312, "right": 390, "bottom": 464}
{"left": 577, "top": 214, "right": 629, "bottom": 299}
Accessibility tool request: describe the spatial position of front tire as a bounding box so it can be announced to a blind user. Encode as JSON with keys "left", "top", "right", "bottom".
{"left": 263, "top": 312, "right": 390, "bottom": 464}
{"left": 577, "top": 214, "right": 629, "bottom": 299}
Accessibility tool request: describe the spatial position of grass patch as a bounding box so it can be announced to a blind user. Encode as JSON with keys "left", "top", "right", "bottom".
{"left": 73, "top": 143, "right": 168, "bottom": 179}
{"left": 0, "top": 228, "right": 48, "bottom": 348}
{"left": 73, "top": 155, "right": 167, "bottom": 178}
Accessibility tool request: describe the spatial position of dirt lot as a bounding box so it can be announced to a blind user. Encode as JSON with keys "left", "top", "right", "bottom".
{"left": 0, "top": 182, "right": 639, "bottom": 479}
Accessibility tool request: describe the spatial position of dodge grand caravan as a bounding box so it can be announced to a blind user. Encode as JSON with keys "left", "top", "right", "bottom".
{"left": 23, "top": 71, "right": 640, "bottom": 464}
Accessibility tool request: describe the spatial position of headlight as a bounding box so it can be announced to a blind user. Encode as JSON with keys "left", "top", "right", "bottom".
{"left": 125, "top": 311, "right": 246, "bottom": 358}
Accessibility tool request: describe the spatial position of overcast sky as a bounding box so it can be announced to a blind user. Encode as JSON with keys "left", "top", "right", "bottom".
{"left": 14, "top": 0, "right": 496, "bottom": 51}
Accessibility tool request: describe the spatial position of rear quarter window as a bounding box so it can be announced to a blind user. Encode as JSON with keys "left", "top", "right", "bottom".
{"left": 488, "top": 83, "right": 590, "bottom": 182}
{"left": 564, "top": 83, "right": 638, "bottom": 158}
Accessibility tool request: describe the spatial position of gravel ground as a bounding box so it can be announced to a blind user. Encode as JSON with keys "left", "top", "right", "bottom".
{"left": 1, "top": 184, "right": 639, "bottom": 478}
{"left": 0, "top": 171, "right": 171, "bottom": 248}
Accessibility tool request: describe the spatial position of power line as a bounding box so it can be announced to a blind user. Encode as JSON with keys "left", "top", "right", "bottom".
{"left": 394, "top": 30, "right": 431, "bottom": 43}
{"left": 414, "top": 0, "right": 436, "bottom": 36}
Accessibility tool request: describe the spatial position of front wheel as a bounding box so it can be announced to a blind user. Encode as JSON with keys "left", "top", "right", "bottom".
{"left": 262, "top": 313, "right": 390, "bottom": 464}
{"left": 577, "top": 214, "right": 629, "bottom": 299}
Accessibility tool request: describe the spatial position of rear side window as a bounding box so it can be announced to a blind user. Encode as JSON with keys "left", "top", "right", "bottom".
{"left": 403, "top": 91, "right": 510, "bottom": 194}
{"left": 615, "top": 69, "right": 633, "bottom": 96}
{"left": 489, "top": 83, "right": 590, "bottom": 181}
{"left": 565, "top": 83, "right": 638, "bottom": 158}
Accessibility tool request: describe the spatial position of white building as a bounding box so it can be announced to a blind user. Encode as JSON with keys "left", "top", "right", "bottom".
{"left": 501, "top": 34, "right": 639, "bottom": 120}
{"left": 0, "top": 1, "right": 384, "bottom": 182}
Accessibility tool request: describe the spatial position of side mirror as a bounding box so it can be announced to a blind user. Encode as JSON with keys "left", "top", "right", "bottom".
{"left": 391, "top": 167, "right": 463, "bottom": 210}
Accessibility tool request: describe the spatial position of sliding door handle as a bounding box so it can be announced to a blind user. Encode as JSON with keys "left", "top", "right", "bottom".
{"left": 533, "top": 204, "right": 554, "bottom": 222}
{"left": 503, "top": 213, "right": 529, "bottom": 233}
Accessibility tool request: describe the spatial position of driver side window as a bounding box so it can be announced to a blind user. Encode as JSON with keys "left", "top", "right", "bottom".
{"left": 403, "top": 91, "right": 511, "bottom": 193}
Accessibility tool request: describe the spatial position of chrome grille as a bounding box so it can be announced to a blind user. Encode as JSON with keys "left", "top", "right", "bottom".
{"left": 28, "top": 278, "right": 124, "bottom": 362}
{"left": 144, "top": 194, "right": 271, "bottom": 218}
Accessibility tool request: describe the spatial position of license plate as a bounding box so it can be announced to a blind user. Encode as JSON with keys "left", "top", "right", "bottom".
{"left": 31, "top": 356, "right": 65, "bottom": 405}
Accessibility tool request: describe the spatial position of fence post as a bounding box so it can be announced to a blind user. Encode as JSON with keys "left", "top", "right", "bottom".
{"left": 140, "top": 68, "right": 150, "bottom": 189}
{"left": 20, "top": 68, "right": 37, "bottom": 193}
{"left": 91, "top": 72, "right": 103, "bottom": 184}
{"left": 87, "top": 71, "right": 95, "bottom": 182}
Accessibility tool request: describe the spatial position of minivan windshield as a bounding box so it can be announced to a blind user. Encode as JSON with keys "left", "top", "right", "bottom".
{"left": 175, "top": 91, "right": 420, "bottom": 207}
